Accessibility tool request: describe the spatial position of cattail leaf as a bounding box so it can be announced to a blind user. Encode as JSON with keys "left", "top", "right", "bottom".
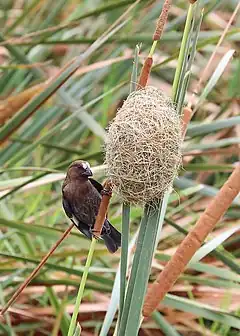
{"left": 184, "top": 163, "right": 235, "bottom": 172}
{"left": 0, "top": 218, "right": 87, "bottom": 245}
{"left": 68, "top": 0, "right": 137, "bottom": 22}
{"left": 99, "top": 231, "right": 138, "bottom": 336}
{"left": 152, "top": 311, "right": 181, "bottom": 336}
{"left": 184, "top": 137, "right": 240, "bottom": 151}
{"left": 190, "top": 225, "right": 240, "bottom": 264}
{"left": 172, "top": 3, "right": 195, "bottom": 101}
{"left": 156, "top": 252, "right": 240, "bottom": 283}
{"left": 118, "top": 204, "right": 161, "bottom": 336}
{"left": 186, "top": 116, "right": 240, "bottom": 137}
{"left": 4, "top": 84, "right": 122, "bottom": 167}
{"left": 163, "top": 294, "right": 240, "bottom": 329}
{"left": 0, "top": 20, "right": 128, "bottom": 143}
{"left": 0, "top": 253, "right": 113, "bottom": 287}
{"left": 174, "top": 176, "right": 240, "bottom": 205}
{"left": 163, "top": 219, "right": 240, "bottom": 279}
{"left": 194, "top": 49, "right": 235, "bottom": 111}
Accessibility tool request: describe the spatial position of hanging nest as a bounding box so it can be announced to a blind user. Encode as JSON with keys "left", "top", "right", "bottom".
{"left": 105, "top": 86, "right": 182, "bottom": 205}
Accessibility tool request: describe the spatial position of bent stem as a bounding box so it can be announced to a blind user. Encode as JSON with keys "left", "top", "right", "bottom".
{"left": 67, "top": 238, "right": 97, "bottom": 336}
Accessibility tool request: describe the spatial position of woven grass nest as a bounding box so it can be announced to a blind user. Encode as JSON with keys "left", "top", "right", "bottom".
{"left": 105, "top": 86, "right": 182, "bottom": 205}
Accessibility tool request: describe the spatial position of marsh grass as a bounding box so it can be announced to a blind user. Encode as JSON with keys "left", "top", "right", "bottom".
{"left": 0, "top": 1, "right": 240, "bottom": 335}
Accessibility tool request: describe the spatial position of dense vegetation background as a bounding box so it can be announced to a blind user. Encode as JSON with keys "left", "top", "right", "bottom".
{"left": 0, "top": 0, "right": 239, "bottom": 335}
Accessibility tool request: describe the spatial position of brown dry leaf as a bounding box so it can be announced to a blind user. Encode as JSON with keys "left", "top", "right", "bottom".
{"left": 29, "top": 301, "right": 109, "bottom": 315}
{"left": 1, "top": 306, "right": 54, "bottom": 323}
{"left": 193, "top": 287, "right": 240, "bottom": 310}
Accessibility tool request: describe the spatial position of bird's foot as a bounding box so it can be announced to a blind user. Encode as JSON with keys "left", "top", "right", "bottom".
{"left": 90, "top": 228, "right": 101, "bottom": 239}
{"left": 101, "top": 188, "right": 112, "bottom": 197}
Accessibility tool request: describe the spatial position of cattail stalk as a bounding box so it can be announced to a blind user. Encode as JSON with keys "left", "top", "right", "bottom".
{"left": 92, "top": 180, "right": 113, "bottom": 237}
{"left": 68, "top": 180, "right": 113, "bottom": 336}
{"left": 143, "top": 163, "right": 240, "bottom": 317}
{"left": 172, "top": 3, "right": 194, "bottom": 100}
{"left": 137, "top": 0, "right": 172, "bottom": 89}
{"left": 67, "top": 238, "right": 97, "bottom": 336}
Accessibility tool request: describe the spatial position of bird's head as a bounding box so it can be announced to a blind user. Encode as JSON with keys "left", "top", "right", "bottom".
{"left": 66, "top": 160, "right": 93, "bottom": 180}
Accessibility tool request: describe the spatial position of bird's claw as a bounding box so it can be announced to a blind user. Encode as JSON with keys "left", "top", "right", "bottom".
{"left": 101, "top": 188, "right": 112, "bottom": 197}
{"left": 90, "top": 228, "right": 100, "bottom": 239}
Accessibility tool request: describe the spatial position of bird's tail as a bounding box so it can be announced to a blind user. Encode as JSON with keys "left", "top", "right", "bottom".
{"left": 101, "top": 220, "right": 121, "bottom": 254}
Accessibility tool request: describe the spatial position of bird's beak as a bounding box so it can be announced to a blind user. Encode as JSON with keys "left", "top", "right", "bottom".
{"left": 83, "top": 166, "right": 93, "bottom": 177}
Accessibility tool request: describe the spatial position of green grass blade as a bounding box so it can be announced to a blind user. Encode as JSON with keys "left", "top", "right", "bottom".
{"left": 0, "top": 20, "right": 128, "bottom": 143}
{"left": 174, "top": 176, "right": 240, "bottom": 205}
{"left": 152, "top": 311, "right": 181, "bottom": 336}
{"left": 119, "top": 203, "right": 130, "bottom": 322}
{"left": 186, "top": 117, "right": 240, "bottom": 137}
{"left": 185, "top": 137, "right": 240, "bottom": 151}
{"left": 99, "top": 231, "right": 138, "bottom": 336}
{"left": 172, "top": 3, "right": 195, "bottom": 101}
{"left": 165, "top": 218, "right": 240, "bottom": 277}
{"left": 163, "top": 294, "right": 240, "bottom": 329}
{"left": 190, "top": 225, "right": 240, "bottom": 264}
{"left": 4, "top": 84, "right": 123, "bottom": 167}
{"left": 194, "top": 49, "right": 235, "bottom": 111}
{"left": 4, "top": 0, "right": 40, "bottom": 34}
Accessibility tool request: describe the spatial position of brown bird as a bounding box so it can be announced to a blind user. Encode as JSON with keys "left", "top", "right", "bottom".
{"left": 62, "top": 160, "right": 121, "bottom": 253}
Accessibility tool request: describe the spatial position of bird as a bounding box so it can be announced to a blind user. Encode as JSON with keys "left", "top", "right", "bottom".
{"left": 62, "top": 160, "right": 121, "bottom": 253}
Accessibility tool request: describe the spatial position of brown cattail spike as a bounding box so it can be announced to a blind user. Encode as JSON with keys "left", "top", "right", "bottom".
{"left": 0, "top": 83, "right": 46, "bottom": 126}
{"left": 143, "top": 163, "right": 240, "bottom": 317}
{"left": 138, "top": 57, "right": 153, "bottom": 89}
{"left": 153, "top": 0, "right": 172, "bottom": 41}
{"left": 92, "top": 179, "right": 113, "bottom": 237}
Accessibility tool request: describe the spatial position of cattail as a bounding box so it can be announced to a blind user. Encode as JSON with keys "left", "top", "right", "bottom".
{"left": 105, "top": 86, "right": 182, "bottom": 205}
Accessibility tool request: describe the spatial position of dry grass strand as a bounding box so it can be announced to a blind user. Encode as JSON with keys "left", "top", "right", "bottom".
{"left": 105, "top": 86, "right": 182, "bottom": 204}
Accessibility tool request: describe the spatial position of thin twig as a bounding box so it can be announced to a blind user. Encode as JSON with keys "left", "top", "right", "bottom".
{"left": 0, "top": 223, "right": 74, "bottom": 315}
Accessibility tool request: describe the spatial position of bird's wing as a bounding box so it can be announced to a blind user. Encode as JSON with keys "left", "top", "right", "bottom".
{"left": 89, "top": 178, "right": 103, "bottom": 195}
{"left": 62, "top": 195, "right": 73, "bottom": 219}
{"left": 62, "top": 187, "right": 92, "bottom": 239}
{"left": 63, "top": 181, "right": 100, "bottom": 226}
